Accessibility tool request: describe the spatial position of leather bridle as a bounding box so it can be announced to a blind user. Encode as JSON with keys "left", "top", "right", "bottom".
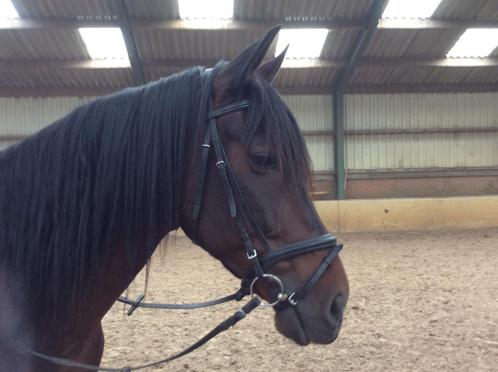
{"left": 21, "top": 67, "right": 344, "bottom": 371}
{"left": 190, "top": 67, "right": 343, "bottom": 310}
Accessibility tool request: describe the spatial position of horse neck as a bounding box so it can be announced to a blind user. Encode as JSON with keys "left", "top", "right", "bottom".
{"left": 0, "top": 84, "right": 197, "bottom": 333}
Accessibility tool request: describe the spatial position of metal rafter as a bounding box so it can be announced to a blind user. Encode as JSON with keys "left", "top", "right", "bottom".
{"left": 4, "top": 57, "right": 498, "bottom": 72}
{"left": 334, "top": 0, "right": 389, "bottom": 92}
{"left": 0, "top": 58, "right": 346, "bottom": 70}
{"left": 2, "top": 18, "right": 497, "bottom": 32}
{"left": 116, "top": 0, "right": 144, "bottom": 85}
{"left": 0, "top": 85, "right": 337, "bottom": 97}
{"left": 0, "top": 18, "right": 364, "bottom": 31}
{"left": 332, "top": 0, "right": 388, "bottom": 200}
{"left": 378, "top": 18, "right": 498, "bottom": 30}
{"left": 345, "top": 83, "right": 498, "bottom": 94}
{"left": 359, "top": 57, "right": 498, "bottom": 68}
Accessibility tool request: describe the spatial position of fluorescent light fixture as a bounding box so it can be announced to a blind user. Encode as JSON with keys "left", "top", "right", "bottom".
{"left": 178, "top": 0, "right": 233, "bottom": 20}
{"left": 275, "top": 29, "right": 328, "bottom": 59}
{"left": 382, "top": 0, "right": 442, "bottom": 19}
{"left": 0, "top": 0, "right": 19, "bottom": 19}
{"left": 78, "top": 28, "right": 130, "bottom": 65}
{"left": 447, "top": 28, "right": 498, "bottom": 58}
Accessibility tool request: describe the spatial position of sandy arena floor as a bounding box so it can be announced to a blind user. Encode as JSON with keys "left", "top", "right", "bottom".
{"left": 101, "top": 229, "right": 498, "bottom": 371}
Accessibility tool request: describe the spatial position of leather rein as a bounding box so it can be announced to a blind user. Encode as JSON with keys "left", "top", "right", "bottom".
{"left": 21, "top": 67, "right": 343, "bottom": 371}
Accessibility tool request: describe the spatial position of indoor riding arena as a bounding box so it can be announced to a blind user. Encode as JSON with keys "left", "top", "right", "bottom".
{"left": 1, "top": 1, "right": 497, "bottom": 371}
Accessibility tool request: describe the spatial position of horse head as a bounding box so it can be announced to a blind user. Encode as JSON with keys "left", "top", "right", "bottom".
{"left": 181, "top": 27, "right": 349, "bottom": 346}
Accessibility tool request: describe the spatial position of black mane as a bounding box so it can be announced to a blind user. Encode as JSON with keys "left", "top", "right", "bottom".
{"left": 0, "top": 67, "right": 205, "bottom": 324}
{"left": 0, "top": 65, "right": 311, "bottom": 325}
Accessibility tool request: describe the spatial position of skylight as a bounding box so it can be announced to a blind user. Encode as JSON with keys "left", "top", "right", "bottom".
{"left": 78, "top": 28, "right": 130, "bottom": 65}
{"left": 447, "top": 28, "right": 498, "bottom": 58}
{"left": 382, "top": 0, "right": 442, "bottom": 19}
{"left": 275, "top": 29, "right": 328, "bottom": 59}
{"left": 0, "top": 0, "right": 19, "bottom": 19}
{"left": 178, "top": 0, "right": 233, "bottom": 20}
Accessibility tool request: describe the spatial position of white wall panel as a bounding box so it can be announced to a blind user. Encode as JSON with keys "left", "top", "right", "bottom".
{"left": 0, "top": 96, "right": 94, "bottom": 136}
{"left": 284, "top": 95, "right": 334, "bottom": 172}
{"left": 0, "top": 95, "right": 336, "bottom": 172}
{"left": 283, "top": 95, "right": 333, "bottom": 131}
{"left": 4, "top": 93, "right": 496, "bottom": 173}
{"left": 345, "top": 93, "right": 498, "bottom": 170}
{"left": 0, "top": 140, "right": 17, "bottom": 151}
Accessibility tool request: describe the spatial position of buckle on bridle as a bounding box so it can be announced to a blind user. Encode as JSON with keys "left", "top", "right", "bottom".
{"left": 246, "top": 248, "right": 257, "bottom": 260}
{"left": 287, "top": 292, "right": 298, "bottom": 306}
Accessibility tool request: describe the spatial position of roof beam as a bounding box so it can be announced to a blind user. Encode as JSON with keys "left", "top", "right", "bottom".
{"left": 0, "top": 85, "right": 336, "bottom": 97}
{"left": 334, "top": 0, "right": 389, "bottom": 92}
{"left": 378, "top": 18, "right": 498, "bottom": 30}
{"left": 359, "top": 57, "right": 498, "bottom": 68}
{"left": 2, "top": 83, "right": 498, "bottom": 97}
{"left": 131, "top": 19, "right": 364, "bottom": 30}
{"left": 144, "top": 58, "right": 346, "bottom": 69}
{"left": 2, "top": 17, "right": 497, "bottom": 32}
{"left": 3, "top": 57, "right": 498, "bottom": 73}
{"left": 0, "top": 59, "right": 131, "bottom": 70}
{"left": 0, "top": 18, "right": 118, "bottom": 30}
{"left": 116, "top": 0, "right": 144, "bottom": 85}
{"left": 0, "top": 87, "right": 118, "bottom": 97}
{"left": 0, "top": 58, "right": 347, "bottom": 71}
{"left": 282, "top": 59, "right": 346, "bottom": 69}
{"left": 0, "top": 18, "right": 364, "bottom": 31}
{"left": 345, "top": 83, "right": 498, "bottom": 94}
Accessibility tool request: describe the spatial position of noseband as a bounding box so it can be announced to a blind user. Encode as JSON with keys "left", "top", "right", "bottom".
{"left": 192, "top": 67, "right": 343, "bottom": 309}
{"left": 23, "top": 67, "right": 344, "bottom": 371}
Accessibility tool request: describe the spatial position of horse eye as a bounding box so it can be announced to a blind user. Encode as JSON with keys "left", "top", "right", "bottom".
{"left": 250, "top": 154, "right": 276, "bottom": 169}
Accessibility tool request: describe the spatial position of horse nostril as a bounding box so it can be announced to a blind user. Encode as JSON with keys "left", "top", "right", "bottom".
{"left": 330, "top": 293, "right": 345, "bottom": 320}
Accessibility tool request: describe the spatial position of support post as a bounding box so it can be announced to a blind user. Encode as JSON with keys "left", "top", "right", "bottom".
{"left": 332, "top": 0, "right": 387, "bottom": 199}
{"left": 333, "top": 94, "right": 345, "bottom": 199}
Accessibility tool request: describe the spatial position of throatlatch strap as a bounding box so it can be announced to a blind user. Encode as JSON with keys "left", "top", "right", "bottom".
{"left": 192, "top": 129, "right": 212, "bottom": 222}
{"left": 210, "top": 119, "right": 237, "bottom": 217}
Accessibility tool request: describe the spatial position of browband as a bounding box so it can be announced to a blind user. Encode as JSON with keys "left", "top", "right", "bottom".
{"left": 207, "top": 100, "right": 250, "bottom": 120}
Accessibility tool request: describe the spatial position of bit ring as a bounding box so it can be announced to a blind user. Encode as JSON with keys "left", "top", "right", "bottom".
{"left": 249, "top": 274, "right": 286, "bottom": 308}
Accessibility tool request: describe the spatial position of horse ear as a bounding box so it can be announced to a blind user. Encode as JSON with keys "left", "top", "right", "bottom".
{"left": 256, "top": 45, "right": 287, "bottom": 83}
{"left": 214, "top": 25, "right": 281, "bottom": 100}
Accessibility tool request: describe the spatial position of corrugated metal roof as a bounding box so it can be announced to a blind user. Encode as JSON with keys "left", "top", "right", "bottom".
{"left": 433, "top": 0, "right": 498, "bottom": 21}
{"left": 0, "top": 68, "right": 133, "bottom": 88}
{"left": 14, "top": 0, "right": 117, "bottom": 19}
{"left": 321, "top": 29, "right": 359, "bottom": 59}
{"left": 350, "top": 66, "right": 498, "bottom": 86}
{"left": 135, "top": 28, "right": 268, "bottom": 61}
{"left": 274, "top": 67, "right": 339, "bottom": 88}
{"left": 364, "top": 29, "right": 463, "bottom": 59}
{"left": 0, "top": 29, "right": 88, "bottom": 60}
{"left": 126, "top": 0, "right": 179, "bottom": 20}
{"left": 1, "top": 0, "right": 498, "bottom": 94}
{"left": 234, "top": 0, "right": 373, "bottom": 21}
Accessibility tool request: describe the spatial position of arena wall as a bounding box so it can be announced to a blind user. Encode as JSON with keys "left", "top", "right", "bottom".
{"left": 1, "top": 92, "right": 497, "bottom": 206}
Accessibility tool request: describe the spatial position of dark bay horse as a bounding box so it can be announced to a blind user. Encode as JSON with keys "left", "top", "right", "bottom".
{"left": 0, "top": 27, "right": 349, "bottom": 371}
